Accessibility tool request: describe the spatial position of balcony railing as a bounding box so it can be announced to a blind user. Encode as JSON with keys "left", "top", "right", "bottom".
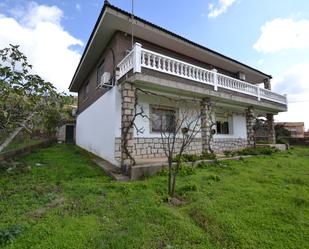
{"left": 117, "top": 43, "right": 287, "bottom": 105}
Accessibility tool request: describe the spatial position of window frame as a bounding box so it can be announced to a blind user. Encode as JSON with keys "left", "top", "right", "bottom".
{"left": 150, "top": 105, "right": 178, "bottom": 133}
{"left": 215, "top": 113, "right": 233, "bottom": 135}
{"left": 82, "top": 81, "right": 90, "bottom": 101}
{"left": 97, "top": 59, "right": 105, "bottom": 86}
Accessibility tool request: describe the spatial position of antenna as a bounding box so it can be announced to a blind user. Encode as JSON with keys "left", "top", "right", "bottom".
{"left": 131, "top": 0, "right": 134, "bottom": 49}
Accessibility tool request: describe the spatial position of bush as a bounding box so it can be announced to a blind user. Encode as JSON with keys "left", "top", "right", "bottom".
{"left": 206, "top": 174, "right": 221, "bottom": 182}
{"left": 196, "top": 161, "right": 212, "bottom": 169}
{"left": 237, "top": 147, "right": 259, "bottom": 155}
{"left": 0, "top": 225, "right": 22, "bottom": 246}
{"left": 223, "top": 150, "right": 231, "bottom": 157}
{"left": 173, "top": 154, "right": 200, "bottom": 162}
{"left": 178, "top": 163, "right": 196, "bottom": 176}
{"left": 237, "top": 146, "right": 279, "bottom": 156}
{"left": 276, "top": 138, "right": 289, "bottom": 144}
{"left": 178, "top": 183, "right": 198, "bottom": 195}
{"left": 256, "top": 140, "right": 269, "bottom": 144}
{"left": 200, "top": 152, "right": 216, "bottom": 160}
{"left": 173, "top": 152, "right": 216, "bottom": 162}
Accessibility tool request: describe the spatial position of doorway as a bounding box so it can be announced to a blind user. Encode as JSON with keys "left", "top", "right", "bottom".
{"left": 65, "top": 125, "right": 75, "bottom": 144}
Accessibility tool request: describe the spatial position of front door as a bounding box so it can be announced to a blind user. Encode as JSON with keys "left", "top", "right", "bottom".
{"left": 65, "top": 125, "right": 75, "bottom": 144}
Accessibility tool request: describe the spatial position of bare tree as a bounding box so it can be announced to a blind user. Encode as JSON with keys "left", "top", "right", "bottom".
{"left": 123, "top": 88, "right": 207, "bottom": 197}
{"left": 158, "top": 102, "right": 201, "bottom": 197}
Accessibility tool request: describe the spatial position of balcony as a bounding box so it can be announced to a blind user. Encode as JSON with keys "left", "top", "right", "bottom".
{"left": 117, "top": 43, "right": 287, "bottom": 105}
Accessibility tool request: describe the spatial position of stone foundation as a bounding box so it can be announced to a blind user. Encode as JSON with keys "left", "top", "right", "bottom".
{"left": 133, "top": 137, "right": 203, "bottom": 159}
{"left": 211, "top": 138, "right": 247, "bottom": 152}
{"left": 115, "top": 137, "right": 247, "bottom": 161}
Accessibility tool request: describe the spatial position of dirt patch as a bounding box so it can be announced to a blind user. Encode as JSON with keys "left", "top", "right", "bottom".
{"left": 33, "top": 197, "right": 65, "bottom": 218}
{"left": 169, "top": 197, "right": 186, "bottom": 206}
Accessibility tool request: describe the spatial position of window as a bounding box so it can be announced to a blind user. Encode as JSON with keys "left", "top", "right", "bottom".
{"left": 83, "top": 82, "right": 89, "bottom": 100}
{"left": 97, "top": 60, "right": 105, "bottom": 86}
{"left": 151, "top": 107, "right": 176, "bottom": 133}
{"left": 216, "top": 114, "right": 231, "bottom": 135}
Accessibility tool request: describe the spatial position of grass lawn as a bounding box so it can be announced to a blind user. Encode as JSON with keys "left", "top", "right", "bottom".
{"left": 2, "top": 138, "right": 45, "bottom": 152}
{"left": 1, "top": 144, "right": 309, "bottom": 249}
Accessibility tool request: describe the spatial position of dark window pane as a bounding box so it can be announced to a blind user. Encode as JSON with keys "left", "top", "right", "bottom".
{"left": 151, "top": 108, "right": 176, "bottom": 132}
{"left": 216, "top": 121, "right": 221, "bottom": 133}
{"left": 97, "top": 60, "right": 105, "bottom": 85}
{"left": 222, "top": 122, "right": 229, "bottom": 134}
{"left": 83, "top": 82, "right": 89, "bottom": 100}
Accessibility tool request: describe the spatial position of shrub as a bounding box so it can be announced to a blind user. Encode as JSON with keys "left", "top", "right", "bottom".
{"left": 178, "top": 183, "right": 198, "bottom": 195}
{"left": 172, "top": 154, "right": 184, "bottom": 162}
{"left": 276, "top": 138, "right": 289, "bottom": 144}
{"left": 206, "top": 174, "right": 221, "bottom": 182}
{"left": 196, "top": 161, "right": 212, "bottom": 169}
{"left": 173, "top": 152, "right": 216, "bottom": 162}
{"left": 256, "top": 140, "right": 269, "bottom": 144}
{"left": 159, "top": 163, "right": 196, "bottom": 176}
{"left": 237, "top": 147, "right": 260, "bottom": 155}
{"left": 200, "top": 152, "right": 216, "bottom": 160}
{"left": 0, "top": 225, "right": 22, "bottom": 246}
{"left": 178, "top": 163, "right": 196, "bottom": 176}
{"left": 237, "top": 147, "right": 278, "bottom": 156}
{"left": 173, "top": 154, "right": 200, "bottom": 162}
{"left": 183, "top": 154, "right": 200, "bottom": 162}
{"left": 223, "top": 150, "right": 232, "bottom": 157}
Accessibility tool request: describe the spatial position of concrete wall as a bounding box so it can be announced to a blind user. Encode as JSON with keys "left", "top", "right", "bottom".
{"left": 214, "top": 114, "right": 247, "bottom": 139}
{"left": 76, "top": 86, "right": 121, "bottom": 165}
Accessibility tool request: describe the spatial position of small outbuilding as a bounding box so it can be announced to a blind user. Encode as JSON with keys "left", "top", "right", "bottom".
{"left": 57, "top": 121, "right": 76, "bottom": 144}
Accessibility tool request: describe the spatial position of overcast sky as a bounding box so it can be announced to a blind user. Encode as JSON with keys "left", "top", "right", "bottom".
{"left": 0, "top": 0, "right": 308, "bottom": 129}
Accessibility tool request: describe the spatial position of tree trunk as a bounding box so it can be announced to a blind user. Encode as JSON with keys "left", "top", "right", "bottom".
{"left": 0, "top": 113, "right": 34, "bottom": 152}
{"left": 168, "top": 157, "right": 172, "bottom": 196}
{"left": 171, "top": 174, "right": 176, "bottom": 197}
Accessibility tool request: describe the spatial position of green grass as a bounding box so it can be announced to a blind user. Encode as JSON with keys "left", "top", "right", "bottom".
{"left": 2, "top": 138, "right": 44, "bottom": 152}
{"left": 1, "top": 145, "right": 309, "bottom": 249}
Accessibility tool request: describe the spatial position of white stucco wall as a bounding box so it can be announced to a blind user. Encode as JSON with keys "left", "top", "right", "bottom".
{"left": 76, "top": 86, "right": 121, "bottom": 165}
{"left": 134, "top": 94, "right": 247, "bottom": 139}
{"left": 214, "top": 114, "right": 247, "bottom": 139}
{"left": 134, "top": 94, "right": 202, "bottom": 138}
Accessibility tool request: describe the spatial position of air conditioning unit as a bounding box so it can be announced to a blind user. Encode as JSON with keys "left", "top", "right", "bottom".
{"left": 98, "top": 72, "right": 112, "bottom": 88}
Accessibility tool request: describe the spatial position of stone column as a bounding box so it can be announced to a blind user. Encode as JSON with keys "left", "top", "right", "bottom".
{"left": 246, "top": 107, "right": 255, "bottom": 147}
{"left": 263, "top": 78, "right": 271, "bottom": 90}
{"left": 266, "top": 114, "right": 276, "bottom": 144}
{"left": 201, "top": 98, "right": 212, "bottom": 153}
{"left": 121, "top": 81, "right": 135, "bottom": 174}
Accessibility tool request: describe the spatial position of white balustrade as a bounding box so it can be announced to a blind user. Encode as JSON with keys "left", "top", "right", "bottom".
{"left": 117, "top": 49, "right": 134, "bottom": 79}
{"left": 117, "top": 43, "right": 287, "bottom": 105}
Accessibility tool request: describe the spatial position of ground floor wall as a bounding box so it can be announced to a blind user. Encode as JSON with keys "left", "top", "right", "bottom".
{"left": 76, "top": 87, "right": 121, "bottom": 165}
{"left": 115, "top": 137, "right": 247, "bottom": 161}
{"left": 115, "top": 92, "right": 249, "bottom": 162}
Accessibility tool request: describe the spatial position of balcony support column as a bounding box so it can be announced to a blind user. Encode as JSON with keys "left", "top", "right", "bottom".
{"left": 266, "top": 114, "right": 276, "bottom": 144}
{"left": 121, "top": 81, "right": 136, "bottom": 174}
{"left": 201, "top": 98, "right": 212, "bottom": 153}
{"left": 263, "top": 78, "right": 271, "bottom": 90}
{"left": 246, "top": 107, "right": 255, "bottom": 147}
{"left": 133, "top": 43, "right": 142, "bottom": 73}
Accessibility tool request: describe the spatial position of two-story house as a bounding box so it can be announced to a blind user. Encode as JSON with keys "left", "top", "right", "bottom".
{"left": 69, "top": 1, "right": 287, "bottom": 176}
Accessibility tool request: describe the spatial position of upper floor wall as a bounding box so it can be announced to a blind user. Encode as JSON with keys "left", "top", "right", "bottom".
{"left": 77, "top": 31, "right": 259, "bottom": 113}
